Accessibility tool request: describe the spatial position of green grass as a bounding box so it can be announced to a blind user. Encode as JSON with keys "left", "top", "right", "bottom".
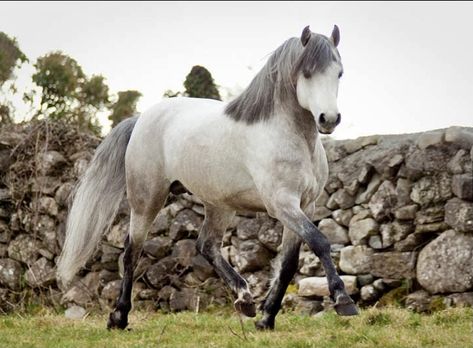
{"left": 0, "top": 306, "right": 472, "bottom": 348}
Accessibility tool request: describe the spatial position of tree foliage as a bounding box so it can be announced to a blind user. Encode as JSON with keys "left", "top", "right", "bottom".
{"left": 183, "top": 65, "right": 221, "bottom": 100}
{"left": 32, "top": 51, "right": 110, "bottom": 134}
{"left": 0, "top": 32, "right": 27, "bottom": 86}
{"left": 108, "top": 90, "right": 142, "bottom": 127}
{"left": 0, "top": 32, "right": 27, "bottom": 124}
{"left": 1, "top": 32, "right": 142, "bottom": 133}
{"left": 0, "top": 104, "right": 10, "bottom": 125}
{"left": 75, "top": 75, "right": 110, "bottom": 134}
{"left": 79, "top": 75, "right": 109, "bottom": 110}
{"left": 162, "top": 89, "right": 181, "bottom": 98}
{"left": 32, "top": 52, "right": 84, "bottom": 117}
{"left": 164, "top": 65, "right": 221, "bottom": 101}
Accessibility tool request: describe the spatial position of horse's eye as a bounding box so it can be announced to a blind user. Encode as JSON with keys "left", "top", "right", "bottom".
{"left": 303, "top": 70, "right": 311, "bottom": 79}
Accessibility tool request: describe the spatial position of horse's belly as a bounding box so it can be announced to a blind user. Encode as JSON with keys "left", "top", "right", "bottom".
{"left": 174, "top": 165, "right": 266, "bottom": 212}
{"left": 220, "top": 189, "right": 266, "bottom": 212}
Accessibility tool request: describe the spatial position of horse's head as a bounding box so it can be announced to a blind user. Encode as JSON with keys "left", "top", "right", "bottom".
{"left": 295, "top": 25, "right": 343, "bottom": 135}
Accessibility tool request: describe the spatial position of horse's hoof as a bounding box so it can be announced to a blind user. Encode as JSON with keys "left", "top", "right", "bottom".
{"left": 334, "top": 294, "right": 359, "bottom": 316}
{"left": 234, "top": 294, "right": 256, "bottom": 317}
{"left": 107, "top": 310, "right": 128, "bottom": 330}
{"left": 255, "top": 319, "right": 274, "bottom": 331}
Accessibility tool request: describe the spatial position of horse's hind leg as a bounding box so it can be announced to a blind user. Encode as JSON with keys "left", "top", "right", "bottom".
{"left": 107, "top": 210, "right": 156, "bottom": 329}
{"left": 255, "top": 227, "right": 301, "bottom": 330}
{"left": 107, "top": 184, "right": 169, "bottom": 329}
{"left": 196, "top": 204, "right": 256, "bottom": 317}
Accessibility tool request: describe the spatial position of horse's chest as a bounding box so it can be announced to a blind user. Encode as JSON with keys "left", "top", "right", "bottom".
{"left": 302, "top": 147, "right": 329, "bottom": 203}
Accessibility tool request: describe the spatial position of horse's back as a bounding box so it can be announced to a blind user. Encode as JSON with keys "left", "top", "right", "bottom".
{"left": 127, "top": 97, "right": 224, "bottom": 165}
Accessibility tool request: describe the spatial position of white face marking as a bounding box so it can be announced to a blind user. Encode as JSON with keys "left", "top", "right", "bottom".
{"left": 296, "top": 61, "right": 343, "bottom": 134}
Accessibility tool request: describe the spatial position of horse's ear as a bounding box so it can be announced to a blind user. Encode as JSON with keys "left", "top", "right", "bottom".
{"left": 301, "top": 25, "right": 311, "bottom": 47}
{"left": 330, "top": 25, "right": 340, "bottom": 47}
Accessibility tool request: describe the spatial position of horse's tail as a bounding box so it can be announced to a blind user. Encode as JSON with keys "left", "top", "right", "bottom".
{"left": 57, "top": 116, "right": 138, "bottom": 285}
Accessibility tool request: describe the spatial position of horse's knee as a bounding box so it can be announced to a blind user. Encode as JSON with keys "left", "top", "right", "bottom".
{"left": 270, "top": 204, "right": 312, "bottom": 242}
{"left": 273, "top": 202, "right": 331, "bottom": 258}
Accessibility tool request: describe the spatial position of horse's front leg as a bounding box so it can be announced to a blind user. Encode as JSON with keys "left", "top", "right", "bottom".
{"left": 196, "top": 204, "right": 256, "bottom": 317}
{"left": 256, "top": 227, "right": 301, "bottom": 330}
{"left": 269, "top": 194, "right": 359, "bottom": 319}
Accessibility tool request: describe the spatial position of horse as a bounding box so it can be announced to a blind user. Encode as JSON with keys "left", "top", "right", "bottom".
{"left": 57, "top": 25, "right": 358, "bottom": 331}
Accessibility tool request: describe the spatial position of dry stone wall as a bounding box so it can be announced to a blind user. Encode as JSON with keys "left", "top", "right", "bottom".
{"left": 0, "top": 120, "right": 472, "bottom": 315}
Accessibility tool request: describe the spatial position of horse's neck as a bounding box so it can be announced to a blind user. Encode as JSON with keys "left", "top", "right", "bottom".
{"left": 275, "top": 105, "right": 319, "bottom": 155}
{"left": 296, "top": 108, "right": 319, "bottom": 152}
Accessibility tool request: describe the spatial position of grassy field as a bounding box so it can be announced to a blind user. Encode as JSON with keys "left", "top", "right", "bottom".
{"left": 0, "top": 306, "right": 471, "bottom": 348}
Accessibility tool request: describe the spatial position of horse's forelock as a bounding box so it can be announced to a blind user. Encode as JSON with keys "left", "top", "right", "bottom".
{"left": 294, "top": 35, "right": 340, "bottom": 78}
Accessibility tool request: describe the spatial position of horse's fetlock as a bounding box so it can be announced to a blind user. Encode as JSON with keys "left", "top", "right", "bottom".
{"left": 327, "top": 279, "right": 343, "bottom": 297}
{"left": 116, "top": 301, "right": 132, "bottom": 313}
{"left": 255, "top": 314, "right": 275, "bottom": 331}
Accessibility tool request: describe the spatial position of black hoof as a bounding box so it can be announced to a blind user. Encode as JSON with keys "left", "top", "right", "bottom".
{"left": 334, "top": 294, "right": 359, "bottom": 316}
{"left": 255, "top": 319, "right": 274, "bottom": 331}
{"left": 107, "top": 310, "right": 128, "bottom": 330}
{"left": 234, "top": 294, "right": 256, "bottom": 318}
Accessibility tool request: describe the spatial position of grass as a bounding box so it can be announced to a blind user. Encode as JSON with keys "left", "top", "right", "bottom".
{"left": 0, "top": 306, "right": 472, "bottom": 348}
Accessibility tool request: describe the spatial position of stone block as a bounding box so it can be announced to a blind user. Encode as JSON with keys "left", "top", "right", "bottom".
{"left": 298, "top": 275, "right": 358, "bottom": 297}
{"left": 371, "top": 252, "right": 417, "bottom": 279}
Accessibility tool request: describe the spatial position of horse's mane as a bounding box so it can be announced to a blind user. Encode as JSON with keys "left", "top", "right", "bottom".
{"left": 225, "top": 33, "right": 340, "bottom": 124}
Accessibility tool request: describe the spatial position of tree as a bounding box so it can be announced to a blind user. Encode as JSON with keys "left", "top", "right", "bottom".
{"left": 183, "top": 65, "right": 221, "bottom": 100}
{"left": 162, "top": 65, "right": 221, "bottom": 100}
{"left": 32, "top": 52, "right": 85, "bottom": 118}
{"left": 0, "top": 32, "right": 27, "bottom": 86}
{"left": 0, "top": 32, "right": 28, "bottom": 124}
{"left": 76, "top": 75, "right": 110, "bottom": 133}
{"left": 31, "top": 51, "right": 110, "bottom": 134}
{"left": 0, "top": 104, "right": 10, "bottom": 124}
{"left": 108, "top": 90, "right": 142, "bottom": 127}
{"left": 79, "top": 75, "right": 110, "bottom": 110}
{"left": 162, "top": 89, "right": 181, "bottom": 98}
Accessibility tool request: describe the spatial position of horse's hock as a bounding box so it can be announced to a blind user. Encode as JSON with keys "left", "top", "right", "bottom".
{"left": 0, "top": 121, "right": 472, "bottom": 314}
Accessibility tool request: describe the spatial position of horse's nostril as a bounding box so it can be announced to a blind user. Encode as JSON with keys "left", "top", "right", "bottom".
{"left": 336, "top": 113, "right": 341, "bottom": 125}
{"left": 319, "top": 113, "right": 326, "bottom": 124}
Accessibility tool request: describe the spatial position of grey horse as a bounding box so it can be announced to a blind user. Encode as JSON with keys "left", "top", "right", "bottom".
{"left": 58, "top": 25, "right": 358, "bottom": 331}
